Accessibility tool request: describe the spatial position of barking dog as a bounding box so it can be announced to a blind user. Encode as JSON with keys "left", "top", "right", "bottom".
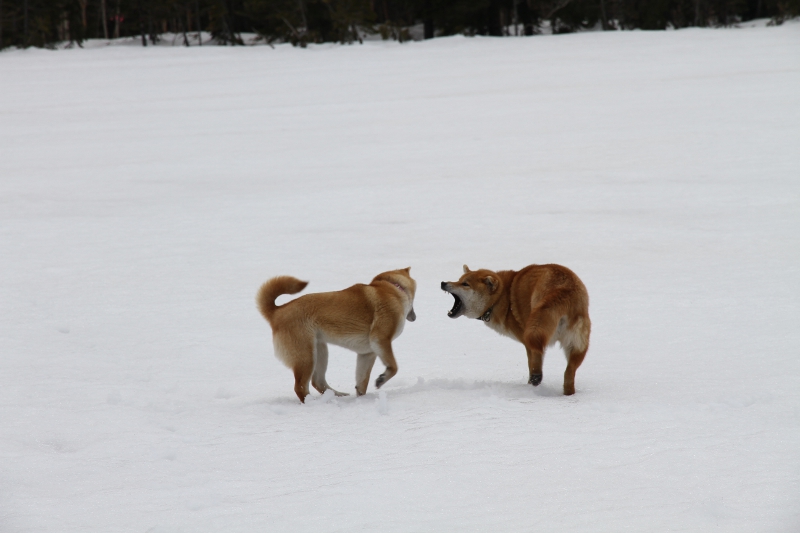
{"left": 441, "top": 264, "right": 590, "bottom": 395}
{"left": 257, "top": 268, "right": 416, "bottom": 402}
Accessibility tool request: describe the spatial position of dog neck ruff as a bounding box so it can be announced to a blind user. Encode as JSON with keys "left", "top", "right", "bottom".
{"left": 478, "top": 307, "right": 492, "bottom": 322}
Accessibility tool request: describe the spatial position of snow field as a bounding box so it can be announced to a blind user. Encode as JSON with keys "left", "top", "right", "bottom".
{"left": 1, "top": 21, "right": 800, "bottom": 531}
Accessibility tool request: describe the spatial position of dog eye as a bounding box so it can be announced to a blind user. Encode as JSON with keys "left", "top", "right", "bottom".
{"left": 461, "top": 282, "right": 469, "bottom": 287}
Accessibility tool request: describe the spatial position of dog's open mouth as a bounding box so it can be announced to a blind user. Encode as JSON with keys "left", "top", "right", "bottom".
{"left": 447, "top": 294, "right": 463, "bottom": 318}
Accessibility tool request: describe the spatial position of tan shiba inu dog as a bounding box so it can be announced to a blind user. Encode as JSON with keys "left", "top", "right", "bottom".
{"left": 257, "top": 268, "right": 417, "bottom": 402}
{"left": 441, "top": 264, "right": 590, "bottom": 395}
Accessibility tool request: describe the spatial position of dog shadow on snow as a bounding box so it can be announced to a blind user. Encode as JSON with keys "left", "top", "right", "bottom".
{"left": 263, "top": 376, "right": 567, "bottom": 409}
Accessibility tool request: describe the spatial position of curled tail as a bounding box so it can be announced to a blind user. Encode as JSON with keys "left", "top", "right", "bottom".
{"left": 256, "top": 276, "right": 308, "bottom": 323}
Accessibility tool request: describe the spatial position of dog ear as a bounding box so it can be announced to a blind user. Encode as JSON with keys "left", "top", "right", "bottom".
{"left": 463, "top": 264, "right": 471, "bottom": 274}
{"left": 404, "top": 267, "right": 411, "bottom": 272}
{"left": 483, "top": 276, "right": 498, "bottom": 293}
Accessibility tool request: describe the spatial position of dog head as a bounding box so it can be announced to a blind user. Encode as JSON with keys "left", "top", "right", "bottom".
{"left": 441, "top": 265, "right": 500, "bottom": 319}
{"left": 374, "top": 267, "right": 417, "bottom": 322}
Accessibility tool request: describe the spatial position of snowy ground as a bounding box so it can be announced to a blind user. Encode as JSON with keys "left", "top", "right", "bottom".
{"left": 2, "top": 22, "right": 800, "bottom": 532}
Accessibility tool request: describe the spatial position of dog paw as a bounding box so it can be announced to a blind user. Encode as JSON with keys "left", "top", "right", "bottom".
{"left": 375, "top": 374, "right": 387, "bottom": 389}
{"left": 528, "top": 373, "right": 543, "bottom": 386}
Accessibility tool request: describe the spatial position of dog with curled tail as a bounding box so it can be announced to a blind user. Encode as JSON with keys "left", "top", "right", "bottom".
{"left": 257, "top": 268, "right": 416, "bottom": 402}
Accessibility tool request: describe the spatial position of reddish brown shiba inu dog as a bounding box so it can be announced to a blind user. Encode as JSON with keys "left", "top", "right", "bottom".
{"left": 441, "top": 264, "right": 590, "bottom": 395}
{"left": 257, "top": 268, "right": 416, "bottom": 402}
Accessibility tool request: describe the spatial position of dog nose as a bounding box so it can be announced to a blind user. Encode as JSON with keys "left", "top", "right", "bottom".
{"left": 440, "top": 281, "right": 447, "bottom": 290}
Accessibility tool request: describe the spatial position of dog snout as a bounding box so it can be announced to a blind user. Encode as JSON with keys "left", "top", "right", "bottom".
{"left": 441, "top": 281, "right": 448, "bottom": 290}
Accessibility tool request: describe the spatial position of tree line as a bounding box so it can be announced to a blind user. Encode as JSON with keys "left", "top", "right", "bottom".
{"left": 1, "top": 0, "right": 797, "bottom": 49}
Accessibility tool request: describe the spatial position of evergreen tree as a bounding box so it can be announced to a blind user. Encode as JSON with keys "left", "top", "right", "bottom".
{"left": 0, "top": 0, "right": 797, "bottom": 48}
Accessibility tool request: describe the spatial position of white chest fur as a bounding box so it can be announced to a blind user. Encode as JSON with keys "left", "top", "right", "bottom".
{"left": 393, "top": 319, "right": 405, "bottom": 340}
{"left": 483, "top": 317, "right": 516, "bottom": 340}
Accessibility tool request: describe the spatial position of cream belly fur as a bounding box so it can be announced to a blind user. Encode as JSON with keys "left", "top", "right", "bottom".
{"left": 442, "top": 264, "right": 591, "bottom": 395}
{"left": 257, "top": 268, "right": 417, "bottom": 403}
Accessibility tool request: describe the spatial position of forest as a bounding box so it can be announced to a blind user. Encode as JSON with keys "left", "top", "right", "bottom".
{"left": 0, "top": 0, "right": 797, "bottom": 49}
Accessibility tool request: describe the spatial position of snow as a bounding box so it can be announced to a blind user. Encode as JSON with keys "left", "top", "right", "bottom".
{"left": 2, "top": 22, "right": 800, "bottom": 532}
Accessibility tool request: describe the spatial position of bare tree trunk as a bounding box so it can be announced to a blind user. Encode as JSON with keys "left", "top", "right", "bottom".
{"left": 423, "top": 0, "right": 433, "bottom": 38}
{"left": 599, "top": 0, "right": 609, "bottom": 29}
{"left": 195, "top": 0, "right": 201, "bottom": 44}
{"left": 101, "top": 0, "right": 108, "bottom": 38}
{"left": 79, "top": 0, "right": 87, "bottom": 29}
{"left": 297, "top": 0, "right": 307, "bottom": 34}
{"left": 182, "top": 12, "right": 189, "bottom": 45}
{"left": 488, "top": 0, "right": 502, "bottom": 35}
{"left": 519, "top": 0, "right": 534, "bottom": 35}
{"left": 114, "top": 0, "right": 121, "bottom": 38}
{"left": 381, "top": 0, "right": 388, "bottom": 23}
{"left": 140, "top": 3, "right": 147, "bottom": 46}
{"left": 148, "top": 14, "right": 156, "bottom": 44}
{"left": 24, "top": 0, "right": 28, "bottom": 46}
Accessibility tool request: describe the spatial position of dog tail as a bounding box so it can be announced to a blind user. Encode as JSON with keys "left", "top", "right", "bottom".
{"left": 256, "top": 276, "right": 308, "bottom": 323}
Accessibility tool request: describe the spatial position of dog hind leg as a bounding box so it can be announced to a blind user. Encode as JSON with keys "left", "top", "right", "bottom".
{"left": 561, "top": 318, "right": 590, "bottom": 395}
{"left": 311, "top": 339, "right": 349, "bottom": 397}
{"left": 279, "top": 332, "right": 314, "bottom": 403}
{"left": 355, "top": 352, "right": 377, "bottom": 396}
{"left": 563, "top": 348, "right": 587, "bottom": 396}
{"left": 292, "top": 361, "right": 313, "bottom": 403}
{"left": 311, "top": 340, "right": 330, "bottom": 394}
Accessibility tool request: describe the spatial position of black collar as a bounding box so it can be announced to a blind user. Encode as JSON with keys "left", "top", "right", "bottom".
{"left": 477, "top": 307, "right": 492, "bottom": 322}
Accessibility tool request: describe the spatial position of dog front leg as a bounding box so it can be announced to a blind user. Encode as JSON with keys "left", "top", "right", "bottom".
{"left": 524, "top": 313, "right": 559, "bottom": 387}
{"left": 355, "top": 352, "right": 377, "bottom": 396}
{"left": 525, "top": 346, "right": 544, "bottom": 386}
{"left": 371, "top": 339, "right": 398, "bottom": 389}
